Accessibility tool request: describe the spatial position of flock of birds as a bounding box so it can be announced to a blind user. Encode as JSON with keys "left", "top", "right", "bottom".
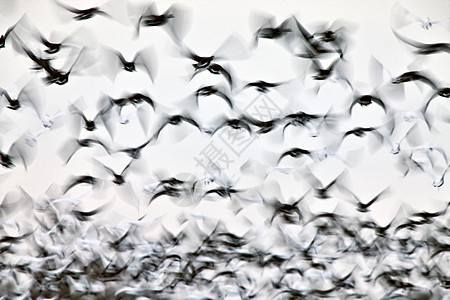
{"left": 0, "top": 0, "right": 450, "bottom": 299}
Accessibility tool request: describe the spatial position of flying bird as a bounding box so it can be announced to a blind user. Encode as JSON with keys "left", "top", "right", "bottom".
{"left": 58, "top": 138, "right": 111, "bottom": 165}
{"left": 252, "top": 14, "right": 295, "bottom": 48}
{"left": 340, "top": 127, "right": 385, "bottom": 147}
{"left": 68, "top": 98, "right": 113, "bottom": 134}
{"left": 35, "top": 32, "right": 69, "bottom": 55}
{"left": 293, "top": 16, "right": 341, "bottom": 59}
{"left": 191, "top": 63, "right": 234, "bottom": 89}
{"left": 342, "top": 187, "right": 393, "bottom": 212}
{"left": 152, "top": 113, "right": 201, "bottom": 142}
{"left": 384, "top": 122, "right": 419, "bottom": 154}
{"left": 304, "top": 58, "right": 352, "bottom": 93}
{"left": 136, "top": 4, "right": 174, "bottom": 28}
{"left": 241, "top": 80, "right": 285, "bottom": 94}
{"left": 14, "top": 14, "right": 96, "bottom": 55}
{"left": 264, "top": 192, "right": 309, "bottom": 225}
{"left": 309, "top": 58, "right": 340, "bottom": 81}
{"left": 0, "top": 21, "right": 18, "bottom": 49}
{"left": 115, "top": 136, "right": 153, "bottom": 159}
{"left": 391, "top": 2, "right": 444, "bottom": 30}
{"left": 151, "top": 175, "right": 188, "bottom": 192}
{"left": 194, "top": 85, "right": 234, "bottom": 109}
{"left": 91, "top": 158, "right": 136, "bottom": 186}
{"left": 277, "top": 148, "right": 313, "bottom": 164}
{"left": 423, "top": 87, "right": 450, "bottom": 115}
{"left": 181, "top": 33, "right": 249, "bottom": 71}
{"left": 243, "top": 114, "right": 282, "bottom": 134}
{"left": 392, "top": 29, "right": 450, "bottom": 55}
{"left": 410, "top": 144, "right": 448, "bottom": 166}
{"left": 100, "top": 46, "right": 157, "bottom": 83}
{"left": 104, "top": 92, "right": 156, "bottom": 129}
{"left": 308, "top": 19, "right": 353, "bottom": 56}
{"left": 36, "top": 46, "right": 90, "bottom": 85}
{"left": 349, "top": 94, "right": 387, "bottom": 114}
{"left": 71, "top": 203, "right": 108, "bottom": 222}
{"left": 305, "top": 170, "right": 347, "bottom": 199}
{"left": 202, "top": 185, "right": 241, "bottom": 200}
{"left": 125, "top": 93, "right": 156, "bottom": 110}
{"left": 12, "top": 36, "right": 55, "bottom": 73}
{"left": 331, "top": 127, "right": 385, "bottom": 151}
{"left": 55, "top": 0, "right": 126, "bottom": 22}
{"left": 8, "top": 79, "right": 65, "bottom": 129}
{"left": 391, "top": 71, "right": 437, "bottom": 90}
{"left": 211, "top": 116, "right": 253, "bottom": 136}
{"left": 148, "top": 185, "right": 184, "bottom": 205}
{"left": 282, "top": 111, "right": 324, "bottom": 137}
{"left": 181, "top": 48, "right": 215, "bottom": 70}
{"left": 22, "top": 129, "right": 49, "bottom": 148}
{"left": 133, "top": 3, "right": 189, "bottom": 44}
{"left": 399, "top": 141, "right": 449, "bottom": 187}
{"left": 0, "top": 84, "right": 29, "bottom": 111}
{"left": 63, "top": 175, "right": 100, "bottom": 194}
{"left": 0, "top": 138, "right": 34, "bottom": 170}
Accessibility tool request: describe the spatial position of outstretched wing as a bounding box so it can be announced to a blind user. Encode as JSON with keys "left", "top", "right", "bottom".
{"left": 135, "top": 46, "right": 157, "bottom": 83}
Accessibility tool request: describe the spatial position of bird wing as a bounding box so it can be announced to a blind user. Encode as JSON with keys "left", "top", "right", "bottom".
{"left": 371, "top": 96, "right": 387, "bottom": 112}
{"left": 163, "top": 4, "right": 190, "bottom": 45}
{"left": 392, "top": 29, "right": 429, "bottom": 49}
{"left": 213, "top": 89, "right": 234, "bottom": 109}
{"left": 151, "top": 120, "right": 170, "bottom": 141}
{"left": 8, "top": 136, "right": 35, "bottom": 170}
{"left": 215, "top": 65, "right": 233, "bottom": 88}
{"left": 55, "top": 1, "right": 87, "bottom": 14}
{"left": 181, "top": 46, "right": 202, "bottom": 62}
{"left": 58, "top": 138, "right": 82, "bottom": 164}
{"left": 136, "top": 94, "right": 156, "bottom": 110}
{"left": 348, "top": 97, "right": 360, "bottom": 114}
{"left": 18, "top": 80, "right": 44, "bottom": 118}
{"left": 391, "top": 2, "right": 416, "bottom": 29}
{"left": 135, "top": 46, "right": 157, "bottom": 83}
{"left": 214, "top": 33, "right": 251, "bottom": 60}
{"left": 111, "top": 48, "right": 128, "bottom": 66}
{"left": 100, "top": 47, "right": 126, "bottom": 81}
